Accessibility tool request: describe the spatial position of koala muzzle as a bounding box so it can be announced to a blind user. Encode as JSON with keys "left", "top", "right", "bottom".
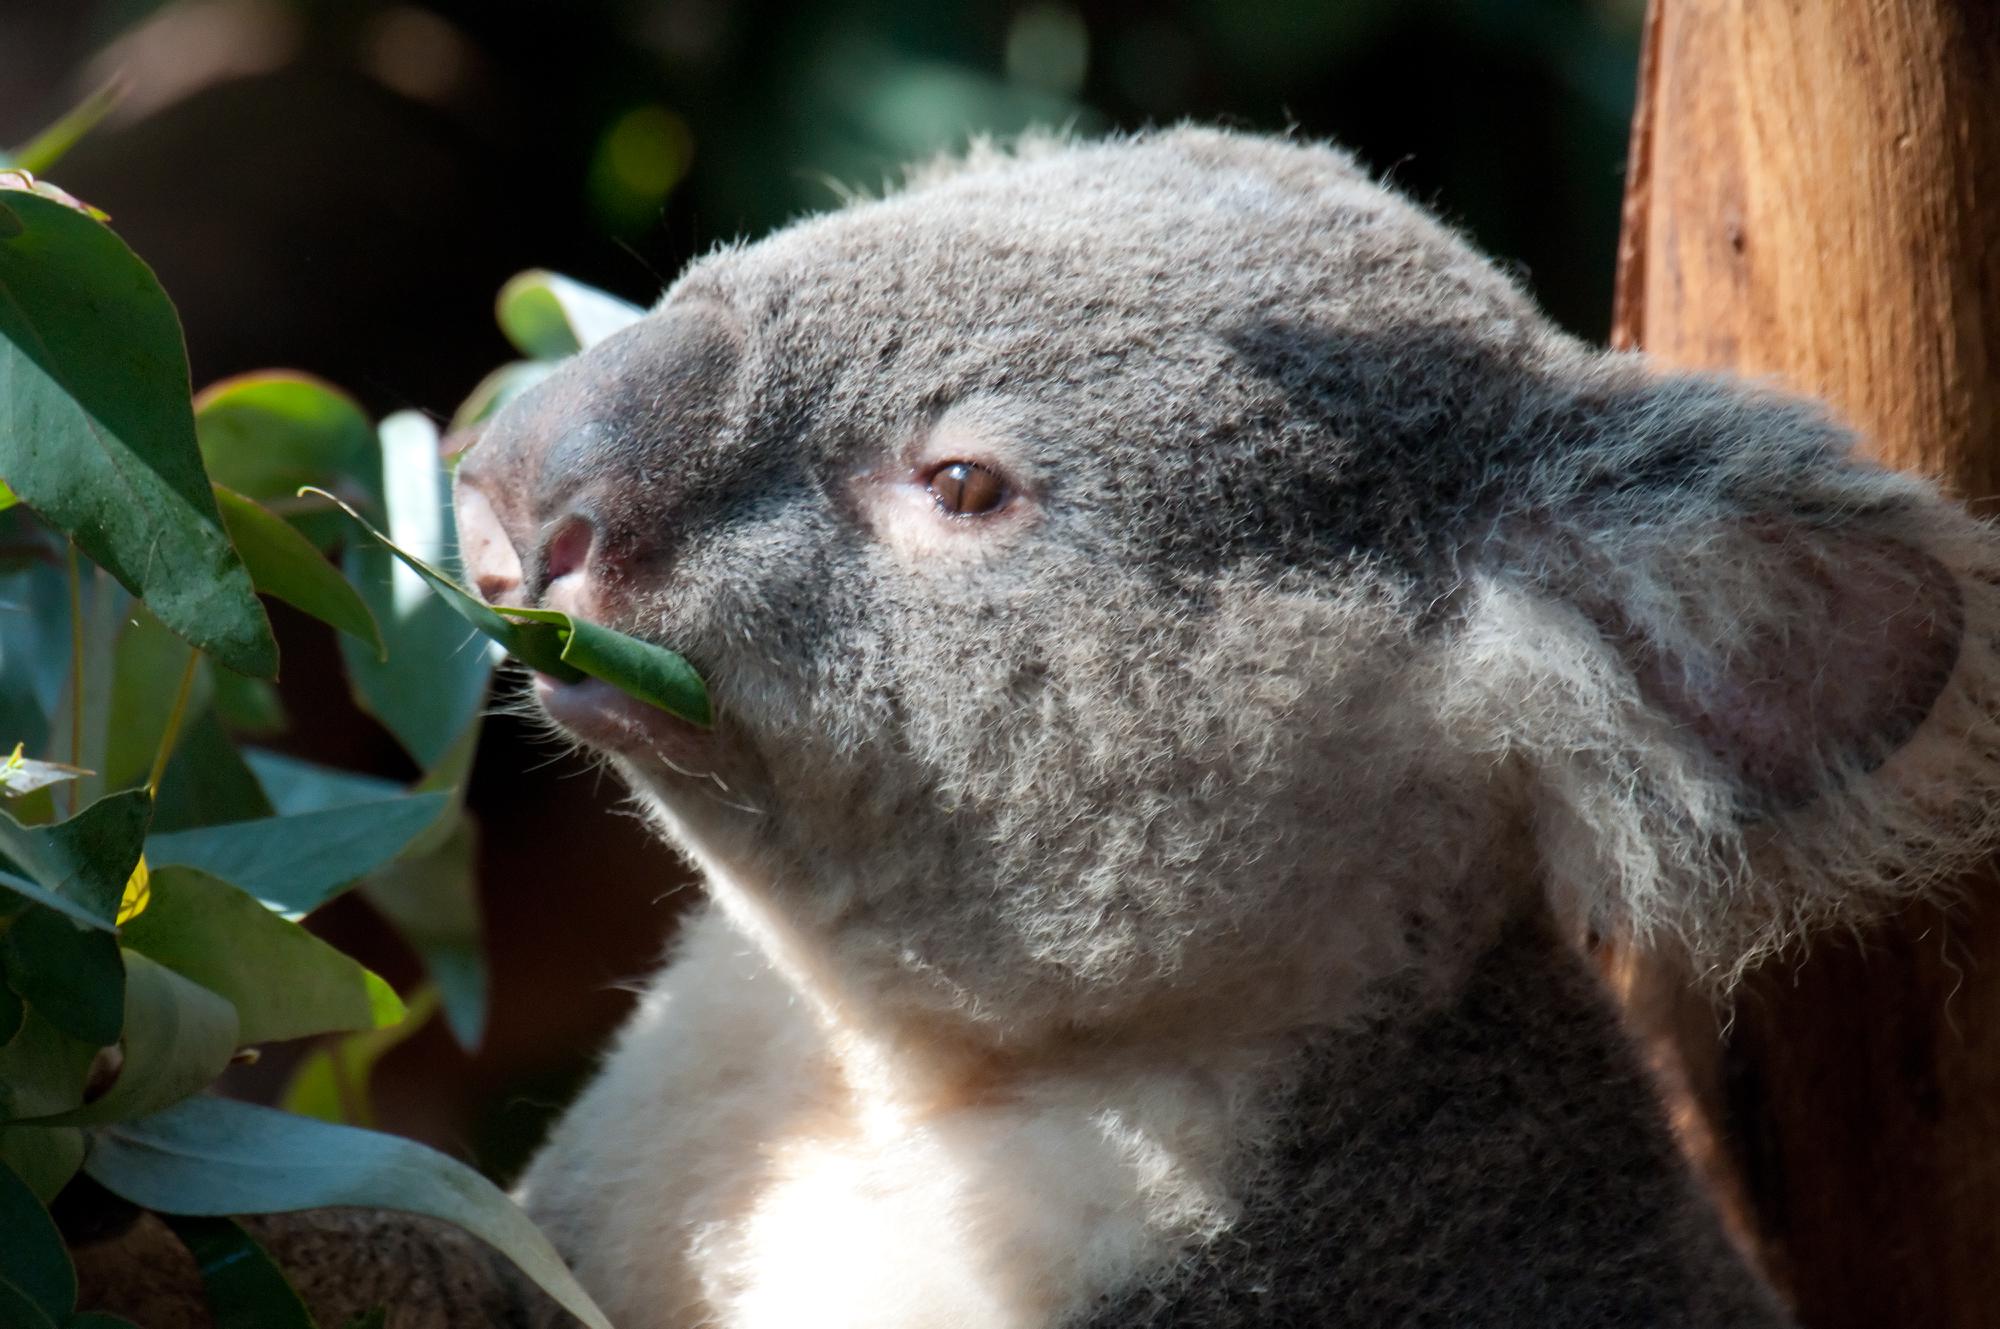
{"left": 451, "top": 300, "right": 746, "bottom": 621}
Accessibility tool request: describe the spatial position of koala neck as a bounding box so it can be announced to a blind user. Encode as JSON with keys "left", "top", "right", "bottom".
{"left": 673, "top": 815, "right": 1533, "bottom": 1109}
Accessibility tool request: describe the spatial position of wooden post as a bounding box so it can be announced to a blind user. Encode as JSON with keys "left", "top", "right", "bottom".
{"left": 1612, "top": 2, "right": 2000, "bottom": 1325}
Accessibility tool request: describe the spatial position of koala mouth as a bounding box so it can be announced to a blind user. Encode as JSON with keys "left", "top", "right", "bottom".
{"left": 534, "top": 673, "right": 713, "bottom": 766}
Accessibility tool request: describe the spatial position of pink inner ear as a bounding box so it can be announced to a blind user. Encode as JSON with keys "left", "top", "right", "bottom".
{"left": 1625, "top": 531, "right": 1964, "bottom": 810}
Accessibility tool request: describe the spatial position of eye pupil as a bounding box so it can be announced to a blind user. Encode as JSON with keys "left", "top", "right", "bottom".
{"left": 930, "top": 462, "right": 1005, "bottom": 515}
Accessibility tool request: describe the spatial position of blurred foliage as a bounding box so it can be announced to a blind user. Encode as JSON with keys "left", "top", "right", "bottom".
{"left": 1, "top": 112, "right": 641, "bottom": 1315}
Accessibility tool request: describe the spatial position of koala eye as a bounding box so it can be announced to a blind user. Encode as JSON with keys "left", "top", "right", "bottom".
{"left": 927, "top": 461, "right": 1007, "bottom": 516}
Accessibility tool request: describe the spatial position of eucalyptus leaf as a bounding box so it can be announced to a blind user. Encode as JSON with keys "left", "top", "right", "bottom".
{"left": 0, "top": 190, "right": 277, "bottom": 678}
{"left": 145, "top": 793, "right": 449, "bottom": 917}
{"left": 241, "top": 750, "right": 401, "bottom": 817}
{"left": 282, "top": 987, "right": 439, "bottom": 1127}
{"left": 0, "top": 1125, "right": 83, "bottom": 1203}
{"left": 0, "top": 979, "right": 20, "bottom": 1043}
{"left": 362, "top": 818, "right": 484, "bottom": 1048}
{"left": 0, "top": 906, "right": 122, "bottom": 1045}
{"left": 86, "top": 1096, "right": 614, "bottom": 1329}
{"left": 210, "top": 670, "right": 287, "bottom": 737}
{"left": 0, "top": 561, "right": 72, "bottom": 756}
{"left": 151, "top": 713, "right": 274, "bottom": 834}
{"left": 164, "top": 1215, "right": 319, "bottom": 1329}
{"left": 308, "top": 489, "right": 710, "bottom": 726}
{"left": 29, "top": 952, "right": 236, "bottom": 1127}
{"left": 0, "top": 1009, "right": 97, "bottom": 1120}
{"left": 194, "top": 373, "right": 381, "bottom": 552}
{"left": 495, "top": 270, "right": 644, "bottom": 361}
{"left": 450, "top": 359, "right": 554, "bottom": 433}
{"left": 336, "top": 414, "right": 496, "bottom": 768}
{"left": 215, "top": 485, "right": 383, "bottom": 657}
{"left": 8, "top": 81, "right": 123, "bottom": 177}
{"left": 122, "top": 867, "right": 404, "bottom": 1044}
{"left": 0, "top": 788, "right": 151, "bottom": 926}
{"left": 0, "top": 869, "right": 108, "bottom": 935}
{"left": 0, "top": 1158, "right": 75, "bottom": 1321}
{"left": 0, "top": 1276, "right": 58, "bottom": 1329}
{"left": 102, "top": 607, "right": 209, "bottom": 794}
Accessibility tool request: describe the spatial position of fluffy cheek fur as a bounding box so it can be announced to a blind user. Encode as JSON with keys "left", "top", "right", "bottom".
{"left": 620, "top": 568, "right": 1526, "bottom": 1048}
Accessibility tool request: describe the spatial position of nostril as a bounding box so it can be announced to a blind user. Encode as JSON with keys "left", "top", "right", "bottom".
{"left": 543, "top": 516, "right": 594, "bottom": 586}
{"left": 455, "top": 485, "right": 524, "bottom": 605}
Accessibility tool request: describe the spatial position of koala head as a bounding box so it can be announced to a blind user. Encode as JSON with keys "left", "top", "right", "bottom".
{"left": 455, "top": 129, "right": 2000, "bottom": 1050}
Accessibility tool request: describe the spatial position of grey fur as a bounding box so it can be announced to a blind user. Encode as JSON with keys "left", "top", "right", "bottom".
{"left": 452, "top": 128, "right": 2000, "bottom": 1327}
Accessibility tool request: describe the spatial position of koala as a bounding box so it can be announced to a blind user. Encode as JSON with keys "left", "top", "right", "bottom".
{"left": 446, "top": 128, "right": 2000, "bottom": 1328}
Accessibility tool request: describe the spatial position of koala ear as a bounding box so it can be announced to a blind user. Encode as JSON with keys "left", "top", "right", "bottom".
{"left": 1453, "top": 367, "right": 2000, "bottom": 982}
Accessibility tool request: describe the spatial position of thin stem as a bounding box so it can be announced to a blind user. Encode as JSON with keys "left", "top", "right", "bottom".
{"left": 146, "top": 647, "right": 200, "bottom": 795}
{"left": 64, "top": 541, "right": 83, "bottom": 815}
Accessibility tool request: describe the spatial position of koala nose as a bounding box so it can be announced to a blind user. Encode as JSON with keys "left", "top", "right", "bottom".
{"left": 450, "top": 298, "right": 745, "bottom": 613}
{"left": 454, "top": 481, "right": 525, "bottom": 604}
{"left": 454, "top": 447, "right": 604, "bottom": 619}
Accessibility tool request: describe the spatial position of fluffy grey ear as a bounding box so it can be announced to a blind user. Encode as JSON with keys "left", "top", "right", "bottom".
{"left": 1446, "top": 366, "right": 2000, "bottom": 983}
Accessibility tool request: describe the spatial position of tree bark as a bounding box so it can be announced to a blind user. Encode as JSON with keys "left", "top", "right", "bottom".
{"left": 1611, "top": 2, "right": 2000, "bottom": 1326}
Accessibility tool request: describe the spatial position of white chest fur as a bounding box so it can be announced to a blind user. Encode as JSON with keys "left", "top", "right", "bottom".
{"left": 517, "top": 906, "right": 1266, "bottom": 1329}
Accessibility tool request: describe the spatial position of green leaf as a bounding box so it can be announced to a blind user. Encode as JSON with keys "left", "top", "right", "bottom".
{"left": 0, "top": 789, "right": 152, "bottom": 927}
{"left": 102, "top": 608, "right": 210, "bottom": 795}
{"left": 0, "top": 1158, "right": 75, "bottom": 1320}
{"left": 0, "top": 1008, "right": 97, "bottom": 1120}
{"left": 0, "top": 480, "right": 14, "bottom": 511}
{"left": 500, "top": 607, "right": 711, "bottom": 727}
{"left": 29, "top": 952, "right": 236, "bottom": 1127}
{"left": 122, "top": 867, "right": 403, "bottom": 1044}
{"left": 495, "top": 270, "right": 643, "bottom": 361}
{"left": 0, "top": 174, "right": 105, "bottom": 222}
{"left": 450, "top": 360, "right": 553, "bottom": 433}
{"left": 241, "top": 750, "right": 400, "bottom": 816}
{"left": 309, "top": 487, "right": 711, "bottom": 726}
{"left": 193, "top": 373, "right": 381, "bottom": 551}
{"left": 0, "top": 1276, "right": 59, "bottom": 1329}
{"left": 0, "top": 906, "right": 123, "bottom": 1045}
{"left": 9, "top": 82, "right": 123, "bottom": 177}
{"left": 362, "top": 818, "right": 484, "bottom": 1048}
{"left": 0, "top": 190, "right": 277, "bottom": 678}
{"left": 210, "top": 670, "right": 287, "bottom": 737}
{"left": 145, "top": 793, "right": 449, "bottom": 917}
{"left": 150, "top": 713, "right": 274, "bottom": 835}
{"left": 336, "top": 414, "right": 496, "bottom": 767}
{"left": 215, "top": 486, "right": 382, "bottom": 657}
{"left": 163, "top": 1215, "right": 319, "bottom": 1329}
{"left": 86, "top": 1097, "right": 614, "bottom": 1329}
{"left": 0, "top": 979, "right": 20, "bottom": 1044}
{"left": 0, "top": 561, "right": 72, "bottom": 755}
{"left": 0, "top": 1125, "right": 83, "bottom": 1203}
{"left": 282, "top": 987, "right": 438, "bottom": 1127}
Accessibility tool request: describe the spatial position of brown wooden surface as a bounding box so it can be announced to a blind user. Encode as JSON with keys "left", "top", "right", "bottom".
{"left": 1611, "top": 2, "right": 2000, "bottom": 1325}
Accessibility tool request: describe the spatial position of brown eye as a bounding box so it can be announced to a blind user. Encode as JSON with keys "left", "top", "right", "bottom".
{"left": 928, "top": 461, "right": 1007, "bottom": 516}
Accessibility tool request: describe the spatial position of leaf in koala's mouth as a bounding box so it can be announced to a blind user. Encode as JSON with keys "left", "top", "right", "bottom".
{"left": 304, "top": 488, "right": 711, "bottom": 727}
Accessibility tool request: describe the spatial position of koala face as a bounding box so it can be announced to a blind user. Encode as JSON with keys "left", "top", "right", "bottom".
{"left": 456, "top": 129, "right": 1999, "bottom": 1046}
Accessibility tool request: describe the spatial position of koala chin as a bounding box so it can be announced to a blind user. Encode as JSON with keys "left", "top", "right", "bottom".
{"left": 454, "top": 129, "right": 2000, "bottom": 1328}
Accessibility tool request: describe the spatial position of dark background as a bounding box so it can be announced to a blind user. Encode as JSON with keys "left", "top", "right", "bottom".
{"left": 0, "top": 0, "right": 1644, "bottom": 1178}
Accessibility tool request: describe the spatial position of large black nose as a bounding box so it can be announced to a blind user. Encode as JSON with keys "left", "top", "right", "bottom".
{"left": 451, "top": 299, "right": 745, "bottom": 616}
